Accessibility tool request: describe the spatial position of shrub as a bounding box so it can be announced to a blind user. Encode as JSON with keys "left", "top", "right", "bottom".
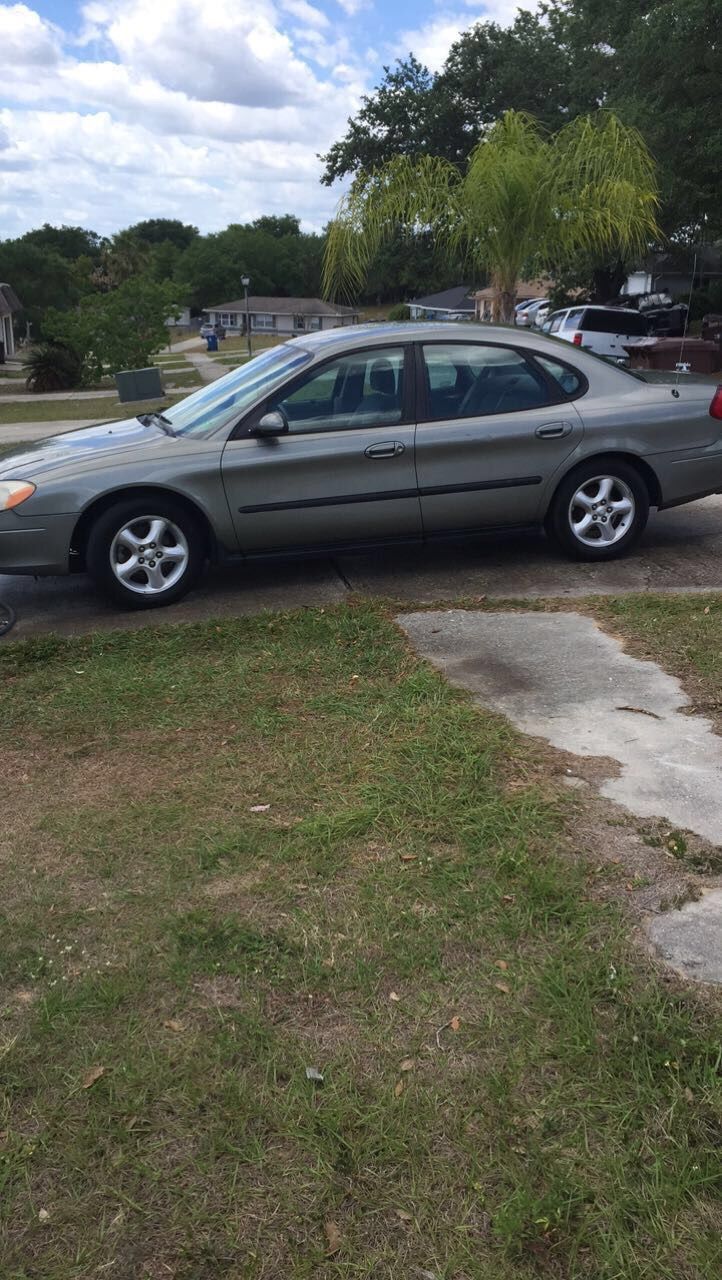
{"left": 23, "top": 341, "right": 84, "bottom": 393}
{"left": 387, "top": 303, "right": 411, "bottom": 321}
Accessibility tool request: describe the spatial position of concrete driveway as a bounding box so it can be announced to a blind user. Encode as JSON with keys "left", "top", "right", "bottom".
{"left": 2, "top": 495, "right": 722, "bottom": 640}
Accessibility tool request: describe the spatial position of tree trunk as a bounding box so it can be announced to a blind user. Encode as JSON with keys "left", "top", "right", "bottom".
{"left": 591, "top": 260, "right": 626, "bottom": 304}
{"left": 498, "top": 289, "right": 516, "bottom": 324}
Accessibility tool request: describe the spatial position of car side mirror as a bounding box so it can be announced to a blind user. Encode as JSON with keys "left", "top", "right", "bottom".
{"left": 252, "top": 410, "right": 287, "bottom": 437}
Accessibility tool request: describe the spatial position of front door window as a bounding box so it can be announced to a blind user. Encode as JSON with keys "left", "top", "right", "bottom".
{"left": 266, "top": 346, "right": 406, "bottom": 433}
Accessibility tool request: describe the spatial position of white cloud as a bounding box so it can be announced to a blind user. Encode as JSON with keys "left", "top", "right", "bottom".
{"left": 0, "top": 0, "right": 375, "bottom": 236}
{"left": 399, "top": 2, "right": 538, "bottom": 72}
{"left": 0, "top": 3, "right": 60, "bottom": 65}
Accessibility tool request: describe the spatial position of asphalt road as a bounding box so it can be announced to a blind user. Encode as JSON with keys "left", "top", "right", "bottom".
{"left": 2, "top": 495, "right": 722, "bottom": 640}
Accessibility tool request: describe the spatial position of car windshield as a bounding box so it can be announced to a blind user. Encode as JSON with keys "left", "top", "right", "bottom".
{"left": 163, "top": 344, "right": 313, "bottom": 437}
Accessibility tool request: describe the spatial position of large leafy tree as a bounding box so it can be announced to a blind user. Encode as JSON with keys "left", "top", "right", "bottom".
{"left": 19, "top": 223, "right": 104, "bottom": 261}
{"left": 546, "top": 0, "right": 722, "bottom": 240}
{"left": 320, "top": 14, "right": 581, "bottom": 186}
{"left": 323, "top": 111, "right": 660, "bottom": 322}
{"left": 125, "top": 219, "right": 199, "bottom": 250}
{"left": 44, "top": 277, "right": 181, "bottom": 383}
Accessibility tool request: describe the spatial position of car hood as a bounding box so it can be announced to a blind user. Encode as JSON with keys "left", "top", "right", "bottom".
{"left": 0, "top": 417, "right": 174, "bottom": 479}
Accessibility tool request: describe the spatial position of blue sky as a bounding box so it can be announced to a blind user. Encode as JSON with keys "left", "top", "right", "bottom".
{"left": 0, "top": 0, "right": 527, "bottom": 238}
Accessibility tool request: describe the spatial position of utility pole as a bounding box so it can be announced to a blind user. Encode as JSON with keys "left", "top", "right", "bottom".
{"left": 242, "top": 275, "right": 251, "bottom": 360}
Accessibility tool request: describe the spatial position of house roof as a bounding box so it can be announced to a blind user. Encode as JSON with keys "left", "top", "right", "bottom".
{"left": 206, "top": 296, "right": 358, "bottom": 316}
{"left": 408, "top": 286, "right": 475, "bottom": 312}
{"left": 474, "top": 278, "right": 551, "bottom": 302}
{"left": 0, "top": 283, "right": 22, "bottom": 317}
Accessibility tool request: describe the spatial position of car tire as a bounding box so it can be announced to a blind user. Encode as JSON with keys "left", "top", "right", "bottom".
{"left": 547, "top": 459, "right": 650, "bottom": 561}
{"left": 86, "top": 496, "right": 205, "bottom": 609}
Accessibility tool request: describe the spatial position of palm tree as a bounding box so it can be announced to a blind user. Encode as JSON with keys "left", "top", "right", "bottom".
{"left": 323, "top": 111, "right": 660, "bottom": 323}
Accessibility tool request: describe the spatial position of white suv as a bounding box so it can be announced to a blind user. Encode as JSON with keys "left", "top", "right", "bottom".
{"left": 542, "top": 305, "right": 648, "bottom": 360}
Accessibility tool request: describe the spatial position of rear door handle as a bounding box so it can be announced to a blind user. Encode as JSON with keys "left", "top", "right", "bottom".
{"left": 535, "top": 421, "right": 573, "bottom": 440}
{"left": 365, "top": 441, "right": 405, "bottom": 458}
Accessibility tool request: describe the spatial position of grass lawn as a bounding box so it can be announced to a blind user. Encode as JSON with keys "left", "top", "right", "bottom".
{"left": 1, "top": 601, "right": 720, "bottom": 1279}
{"left": 0, "top": 395, "right": 184, "bottom": 425}
{"left": 162, "top": 370, "right": 202, "bottom": 389}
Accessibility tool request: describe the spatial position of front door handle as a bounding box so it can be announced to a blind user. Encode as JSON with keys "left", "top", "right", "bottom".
{"left": 535, "top": 421, "right": 573, "bottom": 440}
{"left": 365, "top": 441, "right": 405, "bottom": 458}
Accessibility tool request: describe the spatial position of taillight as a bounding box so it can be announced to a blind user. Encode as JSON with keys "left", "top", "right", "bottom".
{"left": 710, "top": 386, "right": 722, "bottom": 420}
{"left": 572, "top": 332, "right": 583, "bottom": 346}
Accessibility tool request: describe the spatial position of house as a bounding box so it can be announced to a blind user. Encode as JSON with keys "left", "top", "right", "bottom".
{"left": 474, "top": 278, "right": 551, "bottom": 322}
{"left": 203, "top": 297, "right": 359, "bottom": 336}
{"left": 0, "top": 283, "right": 21, "bottom": 360}
{"left": 622, "top": 247, "right": 722, "bottom": 300}
{"left": 166, "top": 306, "right": 192, "bottom": 328}
{"left": 407, "top": 286, "right": 476, "bottom": 321}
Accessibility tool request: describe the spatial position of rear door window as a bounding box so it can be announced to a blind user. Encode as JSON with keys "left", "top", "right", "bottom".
{"left": 421, "top": 343, "right": 554, "bottom": 420}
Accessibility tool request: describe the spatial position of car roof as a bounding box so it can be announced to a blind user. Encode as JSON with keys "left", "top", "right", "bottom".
{"left": 289, "top": 320, "right": 566, "bottom": 354}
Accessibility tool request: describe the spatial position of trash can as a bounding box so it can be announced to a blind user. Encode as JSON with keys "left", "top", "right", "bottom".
{"left": 114, "top": 366, "right": 164, "bottom": 403}
{"left": 206, "top": 333, "right": 219, "bottom": 352}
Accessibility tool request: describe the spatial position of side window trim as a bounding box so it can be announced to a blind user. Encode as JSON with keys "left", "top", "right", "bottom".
{"left": 232, "top": 343, "right": 415, "bottom": 438}
{"left": 416, "top": 340, "right": 564, "bottom": 424}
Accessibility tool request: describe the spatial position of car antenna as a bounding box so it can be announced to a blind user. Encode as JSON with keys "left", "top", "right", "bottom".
{"left": 672, "top": 251, "right": 697, "bottom": 397}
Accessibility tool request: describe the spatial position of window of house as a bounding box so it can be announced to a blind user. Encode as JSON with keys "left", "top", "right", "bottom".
{"left": 421, "top": 343, "right": 553, "bottom": 421}
{"left": 308, "top": 316, "right": 321, "bottom": 330}
{"left": 253, "top": 313, "right": 276, "bottom": 331}
{"left": 265, "top": 346, "right": 406, "bottom": 433}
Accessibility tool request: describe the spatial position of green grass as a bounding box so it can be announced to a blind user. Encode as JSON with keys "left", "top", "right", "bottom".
{"left": 0, "top": 602, "right": 720, "bottom": 1279}
{"left": 0, "top": 395, "right": 185, "bottom": 425}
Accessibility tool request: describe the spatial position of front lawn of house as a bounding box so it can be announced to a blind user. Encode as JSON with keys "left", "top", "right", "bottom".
{"left": 1, "top": 601, "right": 720, "bottom": 1279}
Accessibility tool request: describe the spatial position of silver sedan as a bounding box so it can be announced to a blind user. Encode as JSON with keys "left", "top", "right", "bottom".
{"left": 1, "top": 322, "right": 721, "bottom": 608}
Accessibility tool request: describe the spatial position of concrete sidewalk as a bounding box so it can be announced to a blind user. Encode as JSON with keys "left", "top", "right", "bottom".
{"left": 0, "top": 420, "right": 102, "bottom": 443}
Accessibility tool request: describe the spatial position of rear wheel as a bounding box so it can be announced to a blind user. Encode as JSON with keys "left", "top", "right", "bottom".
{"left": 548, "top": 460, "right": 650, "bottom": 560}
{"left": 86, "top": 497, "right": 205, "bottom": 608}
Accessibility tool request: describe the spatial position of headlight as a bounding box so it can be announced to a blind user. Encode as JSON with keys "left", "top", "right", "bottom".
{"left": 0, "top": 481, "right": 36, "bottom": 510}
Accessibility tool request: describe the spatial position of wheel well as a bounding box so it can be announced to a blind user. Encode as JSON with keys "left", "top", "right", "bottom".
{"left": 551, "top": 452, "right": 662, "bottom": 511}
{"left": 70, "top": 487, "right": 216, "bottom": 570}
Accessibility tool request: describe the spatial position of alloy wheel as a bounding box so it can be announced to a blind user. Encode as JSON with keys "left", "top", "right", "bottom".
{"left": 568, "top": 475, "right": 636, "bottom": 548}
{"left": 110, "top": 515, "right": 189, "bottom": 596}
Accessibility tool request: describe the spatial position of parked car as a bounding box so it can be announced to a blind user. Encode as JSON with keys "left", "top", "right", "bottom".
{"left": 542, "top": 305, "right": 649, "bottom": 360}
{"left": 531, "top": 302, "right": 551, "bottom": 329}
{"left": 515, "top": 299, "right": 549, "bottom": 327}
{"left": 2, "top": 322, "right": 721, "bottom": 608}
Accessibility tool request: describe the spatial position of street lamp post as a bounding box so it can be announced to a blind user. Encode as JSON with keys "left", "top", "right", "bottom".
{"left": 242, "top": 275, "right": 251, "bottom": 360}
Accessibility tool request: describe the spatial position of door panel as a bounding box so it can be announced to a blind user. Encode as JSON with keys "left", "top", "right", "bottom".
{"left": 222, "top": 344, "right": 421, "bottom": 551}
{"left": 416, "top": 341, "right": 585, "bottom": 532}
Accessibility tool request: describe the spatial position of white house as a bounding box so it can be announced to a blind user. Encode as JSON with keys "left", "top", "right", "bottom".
{"left": 203, "top": 296, "right": 359, "bottom": 335}
{"left": 0, "top": 283, "right": 21, "bottom": 359}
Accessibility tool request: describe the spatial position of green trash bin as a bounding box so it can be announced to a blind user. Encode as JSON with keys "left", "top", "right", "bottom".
{"left": 115, "top": 367, "right": 164, "bottom": 403}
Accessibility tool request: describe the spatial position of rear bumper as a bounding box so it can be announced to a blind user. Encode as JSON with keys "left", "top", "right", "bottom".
{"left": 0, "top": 511, "right": 76, "bottom": 576}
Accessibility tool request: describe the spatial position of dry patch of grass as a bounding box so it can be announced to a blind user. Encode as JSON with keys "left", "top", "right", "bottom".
{"left": 0, "top": 604, "right": 720, "bottom": 1279}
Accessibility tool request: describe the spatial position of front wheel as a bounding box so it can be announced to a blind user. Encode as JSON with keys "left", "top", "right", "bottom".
{"left": 547, "top": 460, "right": 650, "bottom": 560}
{"left": 86, "top": 497, "right": 205, "bottom": 608}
